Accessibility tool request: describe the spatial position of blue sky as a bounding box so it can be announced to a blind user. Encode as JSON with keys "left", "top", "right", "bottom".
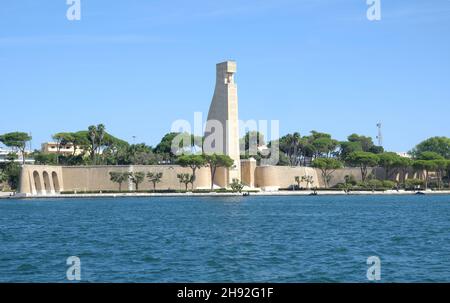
{"left": 0, "top": 0, "right": 449, "bottom": 152}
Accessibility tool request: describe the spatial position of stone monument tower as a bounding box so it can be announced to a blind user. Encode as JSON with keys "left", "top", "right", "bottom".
{"left": 204, "top": 61, "right": 241, "bottom": 187}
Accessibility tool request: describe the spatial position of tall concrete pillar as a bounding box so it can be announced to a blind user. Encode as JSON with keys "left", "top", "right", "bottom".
{"left": 204, "top": 61, "right": 241, "bottom": 187}
{"left": 241, "top": 158, "right": 257, "bottom": 188}
{"left": 18, "top": 166, "right": 32, "bottom": 195}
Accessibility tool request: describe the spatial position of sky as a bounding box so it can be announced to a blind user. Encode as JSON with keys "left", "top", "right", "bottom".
{"left": 0, "top": 0, "right": 449, "bottom": 152}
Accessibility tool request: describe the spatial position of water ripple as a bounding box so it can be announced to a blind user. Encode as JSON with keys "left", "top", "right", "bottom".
{"left": 1, "top": 195, "right": 450, "bottom": 282}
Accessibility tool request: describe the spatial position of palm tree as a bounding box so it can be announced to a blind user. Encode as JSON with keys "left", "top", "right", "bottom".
{"left": 301, "top": 175, "right": 314, "bottom": 189}
{"left": 130, "top": 172, "right": 145, "bottom": 191}
{"left": 177, "top": 155, "right": 207, "bottom": 189}
{"left": 0, "top": 132, "right": 32, "bottom": 165}
{"left": 147, "top": 172, "right": 163, "bottom": 192}
{"left": 279, "top": 132, "right": 304, "bottom": 166}
{"left": 294, "top": 176, "right": 301, "bottom": 190}
{"left": 109, "top": 172, "right": 130, "bottom": 191}
{"left": 88, "top": 124, "right": 106, "bottom": 164}
{"left": 177, "top": 173, "right": 193, "bottom": 191}
{"left": 204, "top": 154, "right": 234, "bottom": 190}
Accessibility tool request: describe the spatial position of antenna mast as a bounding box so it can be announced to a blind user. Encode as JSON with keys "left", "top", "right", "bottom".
{"left": 376, "top": 123, "right": 383, "bottom": 147}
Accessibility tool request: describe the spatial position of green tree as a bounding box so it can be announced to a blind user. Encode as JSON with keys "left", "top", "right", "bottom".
{"left": 346, "top": 151, "right": 380, "bottom": 182}
{"left": 0, "top": 160, "right": 21, "bottom": 191}
{"left": 301, "top": 175, "right": 314, "bottom": 189}
{"left": 313, "top": 137, "right": 336, "bottom": 158}
{"left": 130, "top": 172, "right": 145, "bottom": 191}
{"left": 102, "top": 144, "right": 128, "bottom": 165}
{"left": 276, "top": 152, "right": 291, "bottom": 166}
{"left": 339, "top": 134, "right": 383, "bottom": 160}
{"left": 127, "top": 144, "right": 159, "bottom": 165}
{"left": 7, "top": 164, "right": 20, "bottom": 191}
{"left": 344, "top": 174, "right": 357, "bottom": 186}
{"left": 230, "top": 179, "right": 244, "bottom": 193}
{"left": 107, "top": 143, "right": 160, "bottom": 166}
{"left": 446, "top": 160, "right": 450, "bottom": 188}
{"left": 32, "top": 152, "right": 58, "bottom": 165}
{"left": 147, "top": 172, "right": 163, "bottom": 192}
{"left": 410, "top": 136, "right": 450, "bottom": 159}
{"left": 154, "top": 132, "right": 202, "bottom": 160}
{"left": 75, "top": 126, "right": 128, "bottom": 165}
{"left": 369, "top": 146, "right": 385, "bottom": 154}
{"left": 382, "top": 180, "right": 397, "bottom": 190}
{"left": 240, "top": 131, "right": 265, "bottom": 158}
{"left": 177, "top": 154, "right": 207, "bottom": 189}
{"left": 0, "top": 170, "right": 7, "bottom": 183}
{"left": 0, "top": 168, "right": 9, "bottom": 191}
{"left": 88, "top": 124, "right": 105, "bottom": 164}
{"left": 294, "top": 176, "right": 301, "bottom": 190}
{"left": 52, "top": 132, "right": 75, "bottom": 164}
{"left": 109, "top": 172, "right": 130, "bottom": 191}
{"left": 0, "top": 132, "right": 32, "bottom": 165}
{"left": 312, "top": 158, "right": 343, "bottom": 188}
{"left": 48, "top": 132, "right": 89, "bottom": 166}
{"left": 367, "top": 179, "right": 383, "bottom": 191}
{"left": 433, "top": 159, "right": 447, "bottom": 190}
{"left": 338, "top": 174, "right": 356, "bottom": 193}
{"left": 306, "top": 131, "right": 338, "bottom": 158}
{"left": 204, "top": 154, "right": 234, "bottom": 190}
{"left": 378, "top": 152, "right": 402, "bottom": 180}
{"left": 413, "top": 160, "right": 437, "bottom": 190}
{"left": 71, "top": 132, "right": 90, "bottom": 157}
{"left": 5, "top": 153, "right": 18, "bottom": 162}
{"left": 339, "top": 141, "right": 363, "bottom": 160}
{"left": 177, "top": 173, "right": 193, "bottom": 191}
{"left": 347, "top": 134, "right": 375, "bottom": 152}
{"left": 276, "top": 132, "right": 317, "bottom": 166}
{"left": 392, "top": 157, "right": 412, "bottom": 188}
{"left": 416, "top": 151, "right": 444, "bottom": 161}
{"left": 405, "top": 178, "right": 425, "bottom": 190}
{"left": 154, "top": 132, "right": 179, "bottom": 156}
{"left": 278, "top": 132, "right": 304, "bottom": 166}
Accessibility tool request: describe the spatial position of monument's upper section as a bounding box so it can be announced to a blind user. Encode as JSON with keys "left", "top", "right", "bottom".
{"left": 216, "top": 61, "right": 237, "bottom": 85}
{"left": 204, "top": 61, "right": 241, "bottom": 186}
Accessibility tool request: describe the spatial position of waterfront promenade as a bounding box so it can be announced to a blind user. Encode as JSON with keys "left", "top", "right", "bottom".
{"left": 2, "top": 190, "right": 450, "bottom": 200}
{"left": 0, "top": 192, "right": 14, "bottom": 198}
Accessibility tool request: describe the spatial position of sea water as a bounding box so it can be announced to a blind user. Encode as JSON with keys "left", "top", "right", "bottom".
{"left": 1, "top": 195, "right": 449, "bottom": 282}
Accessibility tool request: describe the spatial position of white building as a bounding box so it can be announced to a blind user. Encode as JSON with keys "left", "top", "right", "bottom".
{"left": 396, "top": 152, "right": 412, "bottom": 159}
{"left": 0, "top": 148, "right": 35, "bottom": 164}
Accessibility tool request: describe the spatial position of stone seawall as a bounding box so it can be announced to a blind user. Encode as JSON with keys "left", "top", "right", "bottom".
{"left": 254, "top": 166, "right": 384, "bottom": 190}
{"left": 19, "top": 165, "right": 211, "bottom": 195}
{"left": 19, "top": 163, "right": 390, "bottom": 196}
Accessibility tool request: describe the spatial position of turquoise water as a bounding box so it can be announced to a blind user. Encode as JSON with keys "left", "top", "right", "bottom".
{"left": 1, "top": 195, "right": 450, "bottom": 282}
